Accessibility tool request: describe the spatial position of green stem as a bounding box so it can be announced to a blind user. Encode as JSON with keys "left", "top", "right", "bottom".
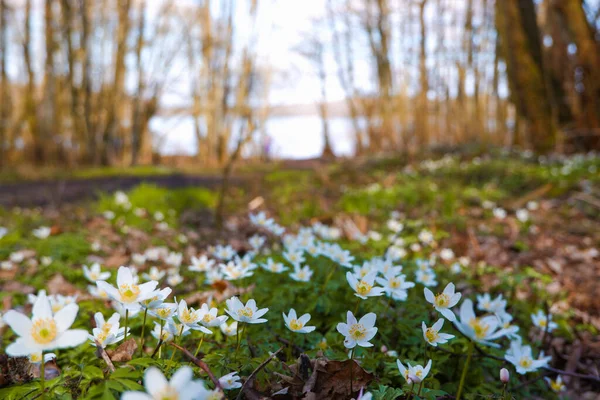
{"left": 194, "top": 334, "right": 205, "bottom": 357}
{"left": 40, "top": 352, "right": 46, "bottom": 398}
{"left": 407, "top": 382, "right": 415, "bottom": 400}
{"left": 418, "top": 380, "right": 424, "bottom": 395}
{"left": 456, "top": 341, "right": 474, "bottom": 400}
{"left": 139, "top": 308, "right": 148, "bottom": 356}
{"left": 353, "top": 298, "right": 361, "bottom": 315}
{"left": 124, "top": 309, "right": 129, "bottom": 342}
{"left": 235, "top": 323, "right": 244, "bottom": 361}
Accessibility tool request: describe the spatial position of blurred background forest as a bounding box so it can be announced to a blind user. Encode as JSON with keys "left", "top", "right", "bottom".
{"left": 0, "top": 0, "right": 599, "bottom": 169}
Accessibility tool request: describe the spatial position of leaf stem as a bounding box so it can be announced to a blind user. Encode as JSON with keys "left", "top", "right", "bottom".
{"left": 456, "top": 340, "right": 474, "bottom": 400}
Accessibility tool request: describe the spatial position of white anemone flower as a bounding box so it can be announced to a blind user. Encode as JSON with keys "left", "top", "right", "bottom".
{"left": 142, "top": 267, "right": 165, "bottom": 282}
{"left": 213, "top": 245, "right": 236, "bottom": 260}
{"left": 375, "top": 272, "right": 415, "bottom": 301}
{"left": 415, "top": 269, "right": 437, "bottom": 287}
{"left": 165, "top": 252, "right": 183, "bottom": 268}
{"left": 82, "top": 263, "right": 110, "bottom": 283}
{"left": 121, "top": 366, "right": 207, "bottom": 400}
{"left": 150, "top": 321, "right": 174, "bottom": 343}
{"left": 167, "top": 273, "right": 183, "bottom": 287}
{"left": 424, "top": 283, "right": 461, "bottom": 321}
{"left": 396, "top": 360, "right": 432, "bottom": 384}
{"left": 3, "top": 292, "right": 88, "bottom": 356}
{"left": 477, "top": 293, "right": 507, "bottom": 315}
{"left": 346, "top": 271, "right": 385, "bottom": 300}
{"left": 220, "top": 321, "right": 238, "bottom": 337}
{"left": 148, "top": 302, "right": 178, "bottom": 321}
{"left": 32, "top": 226, "right": 51, "bottom": 239}
{"left": 283, "top": 309, "right": 316, "bottom": 333}
{"left": 336, "top": 311, "right": 377, "bottom": 349}
{"left": 0, "top": 226, "right": 7, "bottom": 239}
{"left": 219, "top": 372, "right": 242, "bottom": 390}
{"left": 531, "top": 310, "right": 558, "bottom": 332}
{"left": 505, "top": 339, "right": 552, "bottom": 374}
{"left": 261, "top": 258, "right": 287, "bottom": 273}
{"left": 189, "top": 255, "right": 215, "bottom": 272}
{"left": 422, "top": 319, "right": 455, "bottom": 347}
{"left": 544, "top": 376, "right": 566, "bottom": 393}
{"left": 141, "top": 287, "right": 172, "bottom": 310}
{"left": 289, "top": 265, "right": 313, "bottom": 282}
{"left": 176, "top": 300, "right": 212, "bottom": 334}
{"left": 197, "top": 303, "right": 228, "bottom": 328}
{"left": 454, "top": 299, "right": 513, "bottom": 347}
{"left": 248, "top": 235, "right": 266, "bottom": 250}
{"left": 220, "top": 262, "right": 253, "bottom": 281}
{"left": 96, "top": 266, "right": 159, "bottom": 312}
{"left": 283, "top": 250, "right": 305, "bottom": 266}
{"left": 225, "top": 297, "right": 268, "bottom": 324}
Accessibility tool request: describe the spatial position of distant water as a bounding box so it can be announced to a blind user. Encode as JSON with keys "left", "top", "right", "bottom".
{"left": 151, "top": 115, "right": 360, "bottom": 159}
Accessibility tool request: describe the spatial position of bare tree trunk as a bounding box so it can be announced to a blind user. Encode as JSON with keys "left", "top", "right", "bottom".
{"left": 496, "top": 0, "right": 557, "bottom": 153}
{"left": 131, "top": 0, "right": 146, "bottom": 166}
{"left": 102, "top": 0, "right": 131, "bottom": 165}
{"left": 415, "top": 0, "right": 429, "bottom": 150}
{"left": 0, "top": 0, "right": 9, "bottom": 167}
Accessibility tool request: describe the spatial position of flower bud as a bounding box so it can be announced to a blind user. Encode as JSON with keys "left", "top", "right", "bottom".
{"left": 380, "top": 345, "right": 388, "bottom": 353}
{"left": 500, "top": 368, "right": 510, "bottom": 383}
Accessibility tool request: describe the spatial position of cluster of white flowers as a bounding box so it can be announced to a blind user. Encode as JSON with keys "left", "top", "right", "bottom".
{"left": 1, "top": 207, "right": 568, "bottom": 399}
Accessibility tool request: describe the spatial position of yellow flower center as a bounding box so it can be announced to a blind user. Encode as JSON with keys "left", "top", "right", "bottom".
{"left": 118, "top": 283, "right": 141, "bottom": 303}
{"left": 156, "top": 385, "right": 179, "bottom": 400}
{"left": 538, "top": 319, "right": 547, "bottom": 328}
{"left": 102, "top": 323, "right": 113, "bottom": 334}
{"left": 356, "top": 281, "right": 373, "bottom": 296}
{"left": 550, "top": 380, "right": 563, "bottom": 392}
{"left": 469, "top": 318, "right": 490, "bottom": 339}
{"left": 29, "top": 353, "right": 42, "bottom": 363}
{"left": 390, "top": 279, "right": 400, "bottom": 289}
{"left": 157, "top": 308, "right": 173, "bottom": 318}
{"left": 434, "top": 293, "right": 450, "bottom": 308}
{"left": 202, "top": 313, "right": 215, "bottom": 323}
{"left": 415, "top": 369, "right": 423, "bottom": 378}
{"left": 96, "top": 331, "right": 109, "bottom": 343}
{"left": 89, "top": 271, "right": 99, "bottom": 280}
{"left": 425, "top": 328, "right": 439, "bottom": 343}
{"left": 348, "top": 323, "right": 367, "bottom": 340}
{"left": 519, "top": 357, "right": 532, "bottom": 369}
{"left": 289, "top": 319, "right": 303, "bottom": 331}
{"left": 179, "top": 309, "right": 198, "bottom": 324}
{"left": 31, "top": 318, "right": 58, "bottom": 344}
{"left": 238, "top": 307, "right": 254, "bottom": 318}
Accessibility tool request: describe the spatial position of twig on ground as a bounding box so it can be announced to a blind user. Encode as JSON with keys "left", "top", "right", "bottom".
{"left": 236, "top": 348, "right": 283, "bottom": 400}
{"left": 95, "top": 340, "right": 116, "bottom": 373}
{"left": 169, "top": 342, "right": 222, "bottom": 390}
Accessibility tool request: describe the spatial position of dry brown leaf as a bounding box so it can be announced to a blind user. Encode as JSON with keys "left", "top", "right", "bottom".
{"left": 47, "top": 274, "right": 80, "bottom": 296}
{"left": 107, "top": 338, "right": 138, "bottom": 362}
{"left": 0, "top": 281, "right": 35, "bottom": 295}
{"left": 104, "top": 252, "right": 129, "bottom": 268}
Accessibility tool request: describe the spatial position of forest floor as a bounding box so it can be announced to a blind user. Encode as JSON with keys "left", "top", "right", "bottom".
{"left": 1, "top": 150, "right": 599, "bottom": 398}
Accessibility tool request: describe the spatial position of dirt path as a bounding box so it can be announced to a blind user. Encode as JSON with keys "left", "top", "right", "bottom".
{"left": 0, "top": 174, "right": 229, "bottom": 207}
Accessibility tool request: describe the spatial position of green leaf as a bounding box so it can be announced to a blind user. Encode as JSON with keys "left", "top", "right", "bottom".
{"left": 83, "top": 365, "right": 105, "bottom": 380}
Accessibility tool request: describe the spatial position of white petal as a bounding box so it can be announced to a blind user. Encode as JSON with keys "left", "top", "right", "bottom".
{"left": 144, "top": 367, "right": 168, "bottom": 397}
{"left": 117, "top": 266, "right": 133, "bottom": 287}
{"left": 443, "top": 283, "right": 455, "bottom": 296}
{"left": 121, "top": 393, "right": 153, "bottom": 400}
{"left": 336, "top": 322, "right": 349, "bottom": 336}
{"left": 170, "top": 366, "right": 193, "bottom": 390}
{"left": 6, "top": 338, "right": 36, "bottom": 356}
{"left": 32, "top": 294, "right": 52, "bottom": 319}
{"left": 432, "top": 318, "right": 444, "bottom": 331}
{"left": 358, "top": 313, "right": 376, "bottom": 328}
{"left": 54, "top": 304, "right": 79, "bottom": 332}
{"left": 423, "top": 288, "right": 434, "bottom": 303}
{"left": 439, "top": 308, "right": 456, "bottom": 322}
{"left": 52, "top": 329, "right": 88, "bottom": 349}
{"left": 3, "top": 310, "right": 32, "bottom": 337}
